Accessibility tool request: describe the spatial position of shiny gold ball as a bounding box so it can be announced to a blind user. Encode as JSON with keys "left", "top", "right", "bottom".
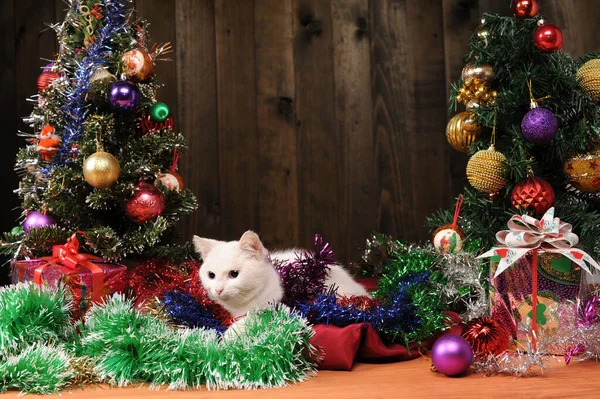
{"left": 577, "top": 59, "right": 600, "bottom": 102}
{"left": 83, "top": 151, "right": 120, "bottom": 188}
{"left": 466, "top": 145, "right": 507, "bottom": 193}
{"left": 461, "top": 62, "right": 494, "bottom": 86}
{"left": 475, "top": 25, "right": 491, "bottom": 42}
{"left": 446, "top": 111, "right": 482, "bottom": 153}
{"left": 563, "top": 149, "right": 600, "bottom": 193}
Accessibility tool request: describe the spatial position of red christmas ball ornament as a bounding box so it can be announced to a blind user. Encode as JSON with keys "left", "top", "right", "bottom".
{"left": 534, "top": 22, "right": 564, "bottom": 53}
{"left": 126, "top": 182, "right": 167, "bottom": 224}
{"left": 512, "top": 0, "right": 539, "bottom": 19}
{"left": 140, "top": 114, "right": 175, "bottom": 134}
{"left": 511, "top": 176, "right": 555, "bottom": 216}
{"left": 37, "top": 71, "right": 61, "bottom": 92}
{"left": 461, "top": 316, "right": 510, "bottom": 357}
{"left": 36, "top": 125, "right": 61, "bottom": 161}
{"left": 155, "top": 171, "right": 184, "bottom": 192}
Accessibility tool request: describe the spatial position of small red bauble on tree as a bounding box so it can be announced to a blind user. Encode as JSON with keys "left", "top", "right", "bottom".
{"left": 461, "top": 316, "right": 509, "bottom": 357}
{"left": 126, "top": 181, "right": 167, "bottom": 224}
{"left": 533, "top": 21, "right": 564, "bottom": 53}
{"left": 140, "top": 114, "right": 175, "bottom": 134}
{"left": 511, "top": 175, "right": 555, "bottom": 216}
{"left": 37, "top": 71, "right": 61, "bottom": 92}
{"left": 512, "top": 0, "right": 539, "bottom": 19}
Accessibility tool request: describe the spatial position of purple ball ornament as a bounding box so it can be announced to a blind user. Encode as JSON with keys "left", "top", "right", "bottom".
{"left": 521, "top": 106, "right": 558, "bottom": 145}
{"left": 108, "top": 80, "right": 141, "bottom": 111}
{"left": 23, "top": 211, "right": 57, "bottom": 233}
{"left": 431, "top": 334, "right": 474, "bottom": 377}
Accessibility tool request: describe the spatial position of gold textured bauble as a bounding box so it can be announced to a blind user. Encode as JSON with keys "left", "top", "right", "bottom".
{"left": 466, "top": 145, "right": 507, "bottom": 193}
{"left": 446, "top": 111, "right": 482, "bottom": 153}
{"left": 461, "top": 62, "right": 494, "bottom": 86}
{"left": 563, "top": 149, "right": 600, "bottom": 193}
{"left": 83, "top": 151, "right": 120, "bottom": 188}
{"left": 577, "top": 59, "right": 600, "bottom": 102}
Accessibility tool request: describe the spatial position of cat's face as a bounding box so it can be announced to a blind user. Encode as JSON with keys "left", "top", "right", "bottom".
{"left": 193, "top": 231, "right": 271, "bottom": 309}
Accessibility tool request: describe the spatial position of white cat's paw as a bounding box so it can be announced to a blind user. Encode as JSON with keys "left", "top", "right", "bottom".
{"left": 222, "top": 317, "right": 247, "bottom": 341}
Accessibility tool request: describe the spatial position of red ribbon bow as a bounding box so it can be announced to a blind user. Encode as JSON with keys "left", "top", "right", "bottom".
{"left": 33, "top": 232, "right": 105, "bottom": 303}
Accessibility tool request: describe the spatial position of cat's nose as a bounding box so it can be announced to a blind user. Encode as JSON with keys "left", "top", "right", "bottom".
{"left": 216, "top": 288, "right": 224, "bottom": 295}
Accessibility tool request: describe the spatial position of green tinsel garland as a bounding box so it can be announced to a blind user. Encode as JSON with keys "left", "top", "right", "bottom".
{"left": 0, "top": 282, "right": 73, "bottom": 352}
{"left": 373, "top": 244, "right": 448, "bottom": 343}
{"left": 0, "top": 344, "right": 73, "bottom": 394}
{"left": 76, "top": 294, "right": 317, "bottom": 390}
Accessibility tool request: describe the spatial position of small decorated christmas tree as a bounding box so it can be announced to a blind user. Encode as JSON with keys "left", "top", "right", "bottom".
{"left": 430, "top": 0, "right": 600, "bottom": 261}
{"left": 1, "top": 0, "right": 197, "bottom": 264}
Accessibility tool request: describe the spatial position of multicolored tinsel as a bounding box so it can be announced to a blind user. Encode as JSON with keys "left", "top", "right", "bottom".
{"left": 551, "top": 296, "right": 600, "bottom": 364}
{"left": 274, "top": 235, "right": 334, "bottom": 305}
{"left": 50, "top": 0, "right": 132, "bottom": 170}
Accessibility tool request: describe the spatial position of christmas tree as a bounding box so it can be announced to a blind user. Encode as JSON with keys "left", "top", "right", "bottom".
{"left": 1, "top": 0, "right": 197, "bottom": 263}
{"left": 430, "top": 1, "right": 600, "bottom": 260}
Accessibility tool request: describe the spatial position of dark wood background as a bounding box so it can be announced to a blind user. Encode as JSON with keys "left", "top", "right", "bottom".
{"left": 2, "top": 0, "right": 600, "bottom": 282}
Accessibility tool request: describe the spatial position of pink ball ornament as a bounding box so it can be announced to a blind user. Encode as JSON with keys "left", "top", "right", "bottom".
{"left": 23, "top": 211, "right": 56, "bottom": 233}
{"left": 431, "top": 334, "right": 473, "bottom": 377}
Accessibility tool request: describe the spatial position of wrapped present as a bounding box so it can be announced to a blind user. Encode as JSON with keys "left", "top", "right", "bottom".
{"left": 479, "top": 208, "right": 600, "bottom": 349}
{"left": 489, "top": 252, "right": 581, "bottom": 344}
{"left": 12, "top": 233, "right": 127, "bottom": 319}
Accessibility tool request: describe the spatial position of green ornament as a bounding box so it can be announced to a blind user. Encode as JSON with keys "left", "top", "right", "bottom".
{"left": 11, "top": 226, "right": 24, "bottom": 236}
{"left": 150, "top": 102, "right": 170, "bottom": 122}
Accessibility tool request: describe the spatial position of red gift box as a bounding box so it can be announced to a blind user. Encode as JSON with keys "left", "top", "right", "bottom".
{"left": 11, "top": 234, "right": 127, "bottom": 319}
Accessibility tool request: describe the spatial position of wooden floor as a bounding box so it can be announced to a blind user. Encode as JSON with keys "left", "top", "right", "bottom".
{"left": 3, "top": 358, "right": 600, "bottom": 398}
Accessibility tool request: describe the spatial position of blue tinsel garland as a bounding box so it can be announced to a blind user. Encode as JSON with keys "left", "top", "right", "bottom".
{"left": 48, "top": 0, "right": 131, "bottom": 171}
{"left": 161, "top": 291, "right": 227, "bottom": 334}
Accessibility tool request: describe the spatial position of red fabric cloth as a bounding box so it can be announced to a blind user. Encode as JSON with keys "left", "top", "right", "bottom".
{"left": 310, "top": 311, "right": 463, "bottom": 370}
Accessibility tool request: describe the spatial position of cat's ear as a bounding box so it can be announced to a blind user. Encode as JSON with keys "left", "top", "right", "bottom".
{"left": 239, "top": 230, "right": 267, "bottom": 259}
{"left": 193, "top": 235, "right": 220, "bottom": 259}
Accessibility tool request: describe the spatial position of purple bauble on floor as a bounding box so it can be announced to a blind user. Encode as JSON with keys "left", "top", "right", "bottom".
{"left": 23, "top": 211, "right": 56, "bottom": 233}
{"left": 108, "top": 80, "right": 141, "bottom": 111}
{"left": 521, "top": 107, "right": 558, "bottom": 145}
{"left": 431, "top": 334, "right": 474, "bottom": 377}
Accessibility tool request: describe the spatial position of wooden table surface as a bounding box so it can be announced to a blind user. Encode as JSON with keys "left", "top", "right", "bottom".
{"left": 3, "top": 358, "right": 599, "bottom": 398}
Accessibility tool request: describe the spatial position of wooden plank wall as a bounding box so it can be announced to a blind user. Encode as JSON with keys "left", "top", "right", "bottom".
{"left": 2, "top": 0, "right": 600, "bottom": 278}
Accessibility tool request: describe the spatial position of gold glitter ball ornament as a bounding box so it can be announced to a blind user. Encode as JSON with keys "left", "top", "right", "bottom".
{"left": 466, "top": 145, "right": 507, "bottom": 193}
{"left": 563, "top": 149, "right": 600, "bottom": 193}
{"left": 446, "top": 111, "right": 482, "bottom": 153}
{"left": 461, "top": 62, "right": 494, "bottom": 86}
{"left": 577, "top": 59, "right": 600, "bottom": 102}
{"left": 83, "top": 151, "right": 120, "bottom": 188}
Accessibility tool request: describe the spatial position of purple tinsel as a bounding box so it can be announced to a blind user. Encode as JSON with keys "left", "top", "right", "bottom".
{"left": 297, "top": 272, "right": 431, "bottom": 343}
{"left": 161, "top": 291, "right": 227, "bottom": 334}
{"left": 46, "top": 0, "right": 132, "bottom": 172}
{"left": 274, "top": 235, "right": 334, "bottom": 306}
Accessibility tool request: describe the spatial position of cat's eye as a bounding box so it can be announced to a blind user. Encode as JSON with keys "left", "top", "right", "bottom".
{"left": 208, "top": 272, "right": 215, "bottom": 279}
{"left": 229, "top": 270, "right": 239, "bottom": 279}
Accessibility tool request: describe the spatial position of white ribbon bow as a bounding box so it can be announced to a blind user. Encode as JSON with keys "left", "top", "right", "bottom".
{"left": 478, "top": 207, "right": 600, "bottom": 277}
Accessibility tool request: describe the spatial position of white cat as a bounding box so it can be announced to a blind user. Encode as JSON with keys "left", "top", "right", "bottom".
{"left": 193, "top": 230, "right": 369, "bottom": 337}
